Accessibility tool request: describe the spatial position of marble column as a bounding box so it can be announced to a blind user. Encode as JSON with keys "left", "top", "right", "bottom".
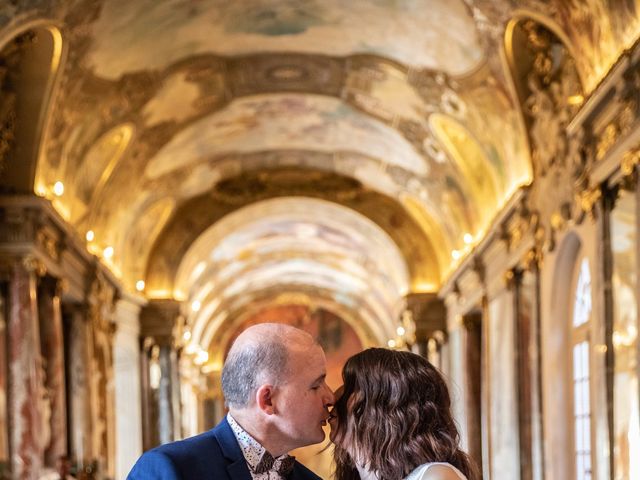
{"left": 404, "top": 293, "right": 447, "bottom": 362}
{"left": 140, "top": 300, "right": 181, "bottom": 449}
{"left": 113, "top": 295, "right": 143, "bottom": 480}
{"left": 37, "top": 276, "right": 67, "bottom": 467}
{"left": 140, "top": 339, "right": 155, "bottom": 451}
{"left": 8, "top": 257, "right": 46, "bottom": 479}
{"left": 158, "top": 344, "right": 176, "bottom": 445}
{"left": 0, "top": 283, "right": 8, "bottom": 466}
{"left": 514, "top": 267, "right": 545, "bottom": 480}
{"left": 65, "top": 304, "right": 92, "bottom": 470}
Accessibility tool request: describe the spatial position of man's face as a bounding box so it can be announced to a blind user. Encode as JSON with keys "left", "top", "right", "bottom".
{"left": 273, "top": 344, "right": 334, "bottom": 449}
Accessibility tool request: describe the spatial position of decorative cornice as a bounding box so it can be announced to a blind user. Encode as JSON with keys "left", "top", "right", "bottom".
{"left": 0, "top": 194, "right": 123, "bottom": 303}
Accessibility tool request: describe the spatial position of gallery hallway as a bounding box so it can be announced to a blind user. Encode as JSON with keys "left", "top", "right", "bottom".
{"left": 1, "top": 1, "right": 640, "bottom": 479}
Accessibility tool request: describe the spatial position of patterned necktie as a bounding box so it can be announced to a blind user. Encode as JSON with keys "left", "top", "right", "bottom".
{"left": 254, "top": 451, "right": 296, "bottom": 477}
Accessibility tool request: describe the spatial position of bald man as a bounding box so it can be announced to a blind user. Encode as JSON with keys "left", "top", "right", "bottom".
{"left": 128, "top": 323, "right": 334, "bottom": 480}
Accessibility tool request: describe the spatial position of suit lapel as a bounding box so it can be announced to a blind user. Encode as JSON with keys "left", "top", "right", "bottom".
{"left": 213, "top": 417, "right": 253, "bottom": 480}
{"left": 290, "top": 462, "right": 318, "bottom": 480}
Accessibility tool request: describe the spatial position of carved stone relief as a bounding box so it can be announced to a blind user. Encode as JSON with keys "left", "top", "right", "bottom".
{"left": 518, "top": 20, "right": 593, "bottom": 251}
{"left": 86, "top": 271, "right": 117, "bottom": 477}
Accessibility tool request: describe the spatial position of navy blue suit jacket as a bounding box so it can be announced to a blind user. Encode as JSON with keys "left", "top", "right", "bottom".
{"left": 127, "top": 417, "right": 322, "bottom": 480}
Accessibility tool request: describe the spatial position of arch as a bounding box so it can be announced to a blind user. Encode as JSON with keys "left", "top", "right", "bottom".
{"left": 544, "top": 231, "right": 583, "bottom": 479}
{"left": 505, "top": 11, "right": 583, "bottom": 90}
{"left": 144, "top": 169, "right": 441, "bottom": 296}
{"left": 68, "top": 123, "right": 135, "bottom": 223}
{"left": 0, "top": 21, "right": 64, "bottom": 193}
{"left": 429, "top": 114, "right": 501, "bottom": 232}
{"left": 174, "top": 197, "right": 410, "bottom": 360}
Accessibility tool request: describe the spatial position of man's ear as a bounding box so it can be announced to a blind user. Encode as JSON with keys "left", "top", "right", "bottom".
{"left": 256, "top": 385, "right": 276, "bottom": 415}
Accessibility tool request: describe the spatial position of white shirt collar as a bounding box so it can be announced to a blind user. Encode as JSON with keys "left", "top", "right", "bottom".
{"left": 227, "top": 413, "right": 265, "bottom": 471}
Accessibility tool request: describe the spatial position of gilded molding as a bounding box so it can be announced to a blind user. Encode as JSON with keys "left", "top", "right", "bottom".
{"left": 521, "top": 248, "right": 542, "bottom": 272}
{"left": 621, "top": 147, "right": 640, "bottom": 176}
{"left": 596, "top": 122, "right": 620, "bottom": 161}
{"left": 578, "top": 186, "right": 602, "bottom": 219}
{"left": 21, "top": 254, "right": 46, "bottom": 276}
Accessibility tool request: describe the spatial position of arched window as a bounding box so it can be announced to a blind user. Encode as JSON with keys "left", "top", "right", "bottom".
{"left": 571, "top": 257, "right": 593, "bottom": 480}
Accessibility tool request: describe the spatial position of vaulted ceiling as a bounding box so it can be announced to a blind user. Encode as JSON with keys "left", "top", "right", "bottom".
{"left": 3, "top": 0, "right": 640, "bottom": 348}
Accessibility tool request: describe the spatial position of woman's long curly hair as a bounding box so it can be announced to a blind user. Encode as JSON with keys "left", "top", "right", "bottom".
{"left": 332, "top": 348, "right": 478, "bottom": 480}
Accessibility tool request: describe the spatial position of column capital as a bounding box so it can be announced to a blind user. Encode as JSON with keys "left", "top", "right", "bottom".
{"left": 140, "top": 299, "right": 181, "bottom": 346}
{"left": 404, "top": 292, "right": 447, "bottom": 341}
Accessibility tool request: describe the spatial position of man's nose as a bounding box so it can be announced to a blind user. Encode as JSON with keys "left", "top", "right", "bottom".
{"left": 323, "top": 383, "right": 335, "bottom": 406}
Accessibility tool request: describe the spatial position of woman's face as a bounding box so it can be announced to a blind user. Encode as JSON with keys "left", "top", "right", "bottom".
{"left": 328, "top": 385, "right": 344, "bottom": 443}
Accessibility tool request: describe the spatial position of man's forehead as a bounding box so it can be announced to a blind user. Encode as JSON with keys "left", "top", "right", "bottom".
{"left": 288, "top": 343, "right": 326, "bottom": 370}
{"left": 288, "top": 341, "right": 324, "bottom": 357}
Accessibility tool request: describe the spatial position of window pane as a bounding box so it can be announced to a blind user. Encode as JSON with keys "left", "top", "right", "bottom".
{"left": 573, "top": 340, "right": 592, "bottom": 479}
{"left": 574, "top": 259, "right": 592, "bottom": 327}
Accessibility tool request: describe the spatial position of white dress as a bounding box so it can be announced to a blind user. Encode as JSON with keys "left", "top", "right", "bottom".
{"left": 404, "top": 462, "right": 467, "bottom": 480}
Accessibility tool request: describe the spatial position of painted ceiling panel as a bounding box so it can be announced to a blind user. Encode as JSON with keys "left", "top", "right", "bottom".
{"left": 175, "top": 197, "right": 409, "bottom": 348}
{"left": 145, "top": 94, "right": 430, "bottom": 178}
{"left": 86, "top": 0, "right": 484, "bottom": 79}
{"left": 176, "top": 197, "right": 410, "bottom": 298}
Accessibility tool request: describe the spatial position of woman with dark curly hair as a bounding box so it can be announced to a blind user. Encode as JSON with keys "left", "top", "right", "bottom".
{"left": 328, "top": 348, "right": 477, "bottom": 480}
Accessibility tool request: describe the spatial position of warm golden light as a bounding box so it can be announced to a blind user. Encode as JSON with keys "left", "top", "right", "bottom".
{"left": 201, "top": 360, "right": 223, "bottom": 374}
{"left": 53, "top": 181, "right": 64, "bottom": 196}
{"left": 136, "top": 280, "right": 145, "bottom": 292}
{"left": 35, "top": 183, "right": 47, "bottom": 197}
{"left": 103, "top": 246, "right": 114, "bottom": 259}
{"left": 183, "top": 330, "right": 192, "bottom": 342}
{"left": 396, "top": 326, "right": 406, "bottom": 336}
{"left": 463, "top": 233, "right": 473, "bottom": 244}
{"left": 194, "top": 350, "right": 209, "bottom": 365}
{"left": 568, "top": 94, "right": 584, "bottom": 106}
{"left": 451, "top": 250, "right": 461, "bottom": 260}
{"left": 191, "top": 300, "right": 201, "bottom": 312}
{"left": 86, "top": 230, "right": 95, "bottom": 242}
{"left": 387, "top": 339, "right": 396, "bottom": 348}
{"left": 595, "top": 344, "right": 608, "bottom": 354}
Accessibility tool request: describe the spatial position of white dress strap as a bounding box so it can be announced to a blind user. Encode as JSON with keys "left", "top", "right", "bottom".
{"left": 405, "top": 462, "right": 467, "bottom": 480}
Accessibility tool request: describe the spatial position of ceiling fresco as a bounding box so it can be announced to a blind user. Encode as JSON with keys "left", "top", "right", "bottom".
{"left": 2, "top": 0, "right": 638, "bottom": 347}
{"left": 145, "top": 94, "right": 429, "bottom": 178}
{"left": 175, "top": 197, "right": 410, "bottom": 347}
{"left": 85, "top": 0, "right": 484, "bottom": 79}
